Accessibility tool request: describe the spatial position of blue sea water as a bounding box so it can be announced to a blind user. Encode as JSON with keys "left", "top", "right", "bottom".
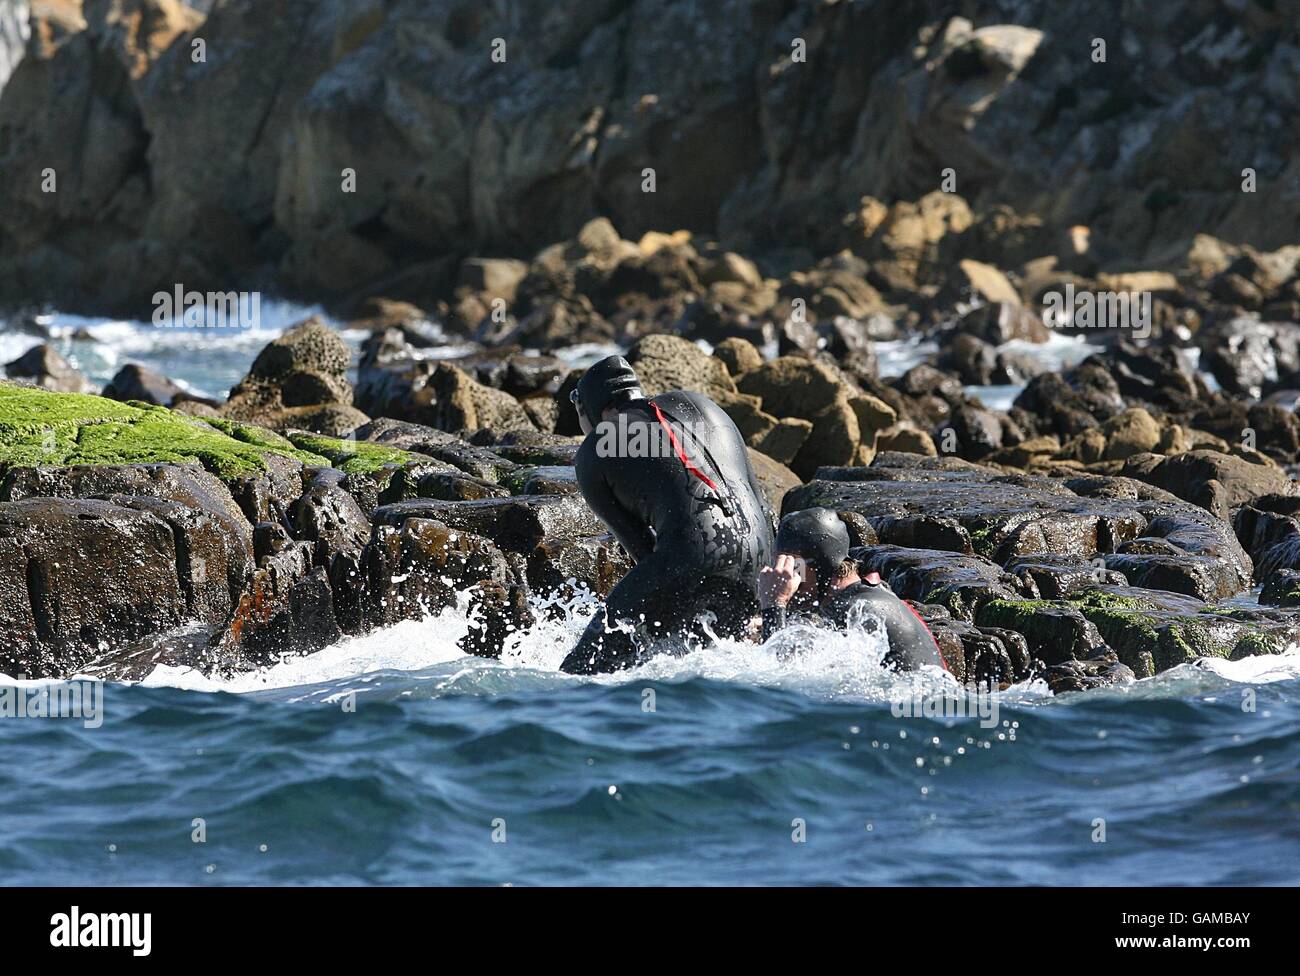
{"left": 2, "top": 605, "right": 1299, "bottom": 887}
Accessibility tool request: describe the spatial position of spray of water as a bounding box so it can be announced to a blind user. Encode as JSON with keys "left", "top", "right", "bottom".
{"left": 120, "top": 581, "right": 1300, "bottom": 708}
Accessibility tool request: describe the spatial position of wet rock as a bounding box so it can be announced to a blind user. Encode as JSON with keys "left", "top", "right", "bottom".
{"left": 1260, "top": 568, "right": 1300, "bottom": 607}
{"left": 1196, "top": 317, "right": 1300, "bottom": 399}
{"left": 352, "top": 417, "right": 517, "bottom": 483}
{"left": 526, "top": 534, "right": 634, "bottom": 602}
{"left": 343, "top": 518, "right": 518, "bottom": 633}
{"left": 1042, "top": 655, "right": 1135, "bottom": 694}
{"left": 937, "top": 332, "right": 999, "bottom": 385}
{"left": 956, "top": 301, "right": 1048, "bottom": 344}
{"left": 1014, "top": 365, "right": 1124, "bottom": 437}
{"left": 0, "top": 462, "right": 254, "bottom": 622}
{"left": 851, "top": 544, "right": 1027, "bottom": 621}
{"left": 974, "top": 599, "right": 1108, "bottom": 666}
{"left": 1090, "top": 343, "right": 1205, "bottom": 413}
{"left": 0, "top": 498, "right": 187, "bottom": 677}
{"left": 1006, "top": 554, "right": 1125, "bottom": 599}
{"left": 214, "top": 541, "right": 342, "bottom": 667}
{"left": 1067, "top": 586, "right": 1298, "bottom": 675}
{"left": 789, "top": 458, "right": 1252, "bottom": 603}
{"left": 289, "top": 475, "right": 372, "bottom": 565}
{"left": 502, "top": 354, "right": 565, "bottom": 399}
{"left": 407, "top": 471, "right": 511, "bottom": 502}
{"left": 372, "top": 494, "right": 602, "bottom": 558}
{"left": 459, "top": 581, "right": 535, "bottom": 658}
{"left": 941, "top": 403, "right": 1003, "bottom": 460}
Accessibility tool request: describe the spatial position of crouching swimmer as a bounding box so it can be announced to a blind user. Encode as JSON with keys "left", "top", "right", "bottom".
{"left": 560, "top": 356, "right": 776, "bottom": 674}
{"left": 758, "top": 508, "right": 947, "bottom": 671}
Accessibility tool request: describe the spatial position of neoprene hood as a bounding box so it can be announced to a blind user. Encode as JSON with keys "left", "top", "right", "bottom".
{"left": 776, "top": 507, "right": 850, "bottom": 583}
{"left": 575, "top": 355, "right": 643, "bottom": 422}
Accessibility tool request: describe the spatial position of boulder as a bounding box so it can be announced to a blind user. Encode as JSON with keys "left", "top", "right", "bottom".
{"left": 626, "top": 333, "right": 737, "bottom": 402}
{"left": 0, "top": 498, "right": 187, "bottom": 677}
{"left": 4, "top": 344, "right": 92, "bottom": 393}
{"left": 221, "top": 317, "right": 366, "bottom": 435}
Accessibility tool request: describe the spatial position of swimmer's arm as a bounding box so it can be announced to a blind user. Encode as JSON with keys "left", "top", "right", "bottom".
{"left": 577, "top": 456, "right": 655, "bottom": 563}
{"left": 760, "top": 605, "right": 786, "bottom": 641}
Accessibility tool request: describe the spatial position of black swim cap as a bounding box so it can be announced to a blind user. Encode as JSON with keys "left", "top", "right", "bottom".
{"left": 777, "top": 507, "right": 850, "bottom": 582}
{"left": 574, "top": 355, "right": 643, "bottom": 421}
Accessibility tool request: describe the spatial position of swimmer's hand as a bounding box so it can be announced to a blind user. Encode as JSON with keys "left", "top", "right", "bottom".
{"left": 758, "top": 554, "right": 802, "bottom": 609}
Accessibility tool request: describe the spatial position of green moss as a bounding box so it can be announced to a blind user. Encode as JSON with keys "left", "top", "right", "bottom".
{"left": 1070, "top": 590, "right": 1157, "bottom": 612}
{"left": 1157, "top": 621, "right": 1231, "bottom": 670}
{"left": 0, "top": 384, "right": 327, "bottom": 479}
{"left": 284, "top": 431, "right": 418, "bottom": 474}
{"left": 1231, "top": 630, "right": 1285, "bottom": 660}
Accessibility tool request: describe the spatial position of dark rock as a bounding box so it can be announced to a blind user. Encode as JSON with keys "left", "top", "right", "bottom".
{"left": 102, "top": 363, "right": 198, "bottom": 407}
{"left": 1121, "top": 449, "right": 1293, "bottom": 520}
{"left": 1042, "top": 655, "right": 1136, "bottom": 694}
{"left": 4, "top": 344, "right": 92, "bottom": 393}
{"left": 0, "top": 498, "right": 188, "bottom": 677}
{"left": 851, "top": 544, "right": 1027, "bottom": 621}
{"left": 1260, "top": 568, "right": 1300, "bottom": 607}
{"left": 372, "top": 494, "right": 602, "bottom": 557}
{"left": 214, "top": 541, "right": 342, "bottom": 667}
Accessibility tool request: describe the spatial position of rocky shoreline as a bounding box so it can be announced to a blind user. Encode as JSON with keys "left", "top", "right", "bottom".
{"left": 4, "top": 209, "right": 1300, "bottom": 692}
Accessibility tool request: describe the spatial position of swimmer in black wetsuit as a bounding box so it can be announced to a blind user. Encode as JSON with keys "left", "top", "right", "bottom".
{"left": 758, "top": 508, "right": 947, "bottom": 671}
{"left": 560, "top": 356, "right": 776, "bottom": 674}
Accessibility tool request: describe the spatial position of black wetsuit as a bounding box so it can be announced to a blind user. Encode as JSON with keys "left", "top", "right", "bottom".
{"left": 561, "top": 391, "right": 776, "bottom": 674}
{"left": 761, "top": 578, "right": 947, "bottom": 672}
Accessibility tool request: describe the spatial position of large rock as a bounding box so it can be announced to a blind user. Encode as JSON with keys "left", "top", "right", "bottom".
{"left": 222, "top": 317, "right": 367, "bottom": 435}
{"left": 4, "top": 344, "right": 92, "bottom": 393}
{"left": 1121, "top": 449, "right": 1293, "bottom": 521}
{"left": 102, "top": 363, "right": 191, "bottom": 408}
{"left": 0, "top": 497, "right": 188, "bottom": 677}
{"left": 626, "top": 333, "right": 736, "bottom": 402}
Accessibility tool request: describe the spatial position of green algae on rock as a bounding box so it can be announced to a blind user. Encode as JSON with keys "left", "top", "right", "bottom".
{"left": 283, "top": 430, "right": 422, "bottom": 474}
{"left": 0, "top": 383, "right": 328, "bottom": 478}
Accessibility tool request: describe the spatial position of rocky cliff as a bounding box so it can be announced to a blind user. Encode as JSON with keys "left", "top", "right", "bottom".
{"left": 2, "top": 0, "right": 1298, "bottom": 313}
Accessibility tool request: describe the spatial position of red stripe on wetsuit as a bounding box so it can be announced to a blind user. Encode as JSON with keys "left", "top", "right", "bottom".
{"left": 650, "top": 401, "right": 718, "bottom": 491}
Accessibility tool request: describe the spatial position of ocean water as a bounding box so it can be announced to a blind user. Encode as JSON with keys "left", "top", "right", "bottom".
{"left": 1, "top": 595, "right": 1298, "bottom": 887}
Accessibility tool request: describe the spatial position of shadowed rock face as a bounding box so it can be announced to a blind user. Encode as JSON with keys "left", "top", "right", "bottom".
{"left": 0, "top": 497, "right": 187, "bottom": 677}
{"left": 5, "top": 1, "right": 1300, "bottom": 311}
